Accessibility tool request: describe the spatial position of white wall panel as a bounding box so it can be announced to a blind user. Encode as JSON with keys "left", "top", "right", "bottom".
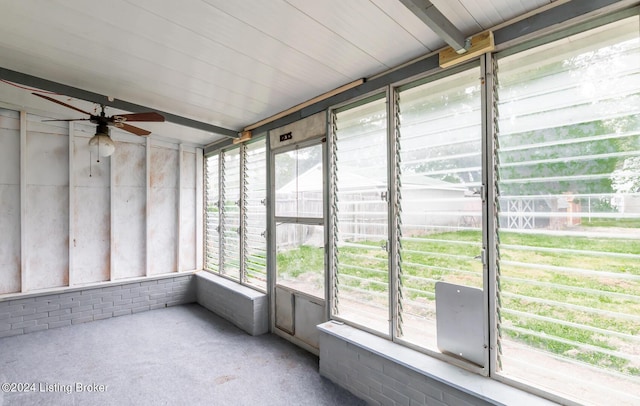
{"left": 149, "top": 145, "right": 178, "bottom": 275}
{"left": 0, "top": 109, "right": 21, "bottom": 294}
{"left": 25, "top": 116, "right": 69, "bottom": 290}
{"left": 0, "top": 106, "right": 200, "bottom": 295}
{"left": 180, "top": 150, "right": 197, "bottom": 271}
{"left": 71, "top": 133, "right": 110, "bottom": 285}
{"left": 112, "top": 141, "right": 146, "bottom": 279}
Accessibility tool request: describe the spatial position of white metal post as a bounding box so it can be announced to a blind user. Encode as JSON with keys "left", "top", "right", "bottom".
{"left": 20, "top": 111, "right": 28, "bottom": 292}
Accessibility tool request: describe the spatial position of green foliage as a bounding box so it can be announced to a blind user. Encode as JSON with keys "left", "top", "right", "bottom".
{"left": 498, "top": 119, "right": 625, "bottom": 197}
{"left": 276, "top": 245, "right": 324, "bottom": 278}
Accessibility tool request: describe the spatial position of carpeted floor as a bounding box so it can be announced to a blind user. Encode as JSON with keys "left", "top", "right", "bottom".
{"left": 0, "top": 304, "right": 365, "bottom": 406}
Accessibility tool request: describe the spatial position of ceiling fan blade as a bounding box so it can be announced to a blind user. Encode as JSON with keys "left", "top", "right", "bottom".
{"left": 32, "top": 93, "right": 93, "bottom": 116}
{"left": 115, "top": 122, "right": 151, "bottom": 136}
{"left": 113, "top": 112, "right": 165, "bottom": 122}
{"left": 41, "top": 118, "right": 91, "bottom": 122}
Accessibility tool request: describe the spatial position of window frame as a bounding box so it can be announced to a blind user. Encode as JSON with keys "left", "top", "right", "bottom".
{"left": 204, "top": 136, "right": 268, "bottom": 293}
{"left": 393, "top": 60, "right": 491, "bottom": 376}
{"left": 490, "top": 11, "right": 640, "bottom": 404}
{"left": 328, "top": 67, "right": 491, "bottom": 373}
{"left": 328, "top": 89, "right": 393, "bottom": 338}
{"left": 325, "top": 7, "right": 640, "bottom": 403}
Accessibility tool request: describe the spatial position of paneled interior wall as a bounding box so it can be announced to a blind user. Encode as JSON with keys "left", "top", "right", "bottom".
{"left": 0, "top": 107, "right": 203, "bottom": 295}
{"left": 0, "top": 109, "right": 21, "bottom": 293}
{"left": 112, "top": 139, "right": 147, "bottom": 280}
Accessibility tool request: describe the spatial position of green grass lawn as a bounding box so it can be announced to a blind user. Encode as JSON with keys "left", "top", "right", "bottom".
{"left": 277, "top": 227, "right": 640, "bottom": 376}
{"left": 581, "top": 217, "right": 640, "bottom": 228}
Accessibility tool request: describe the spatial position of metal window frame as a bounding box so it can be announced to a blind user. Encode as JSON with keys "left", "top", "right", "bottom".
{"left": 220, "top": 147, "right": 240, "bottom": 281}
{"left": 323, "top": 10, "right": 640, "bottom": 402}
{"left": 243, "top": 138, "right": 268, "bottom": 291}
{"left": 327, "top": 88, "right": 394, "bottom": 339}
{"left": 203, "top": 136, "right": 268, "bottom": 293}
{"left": 487, "top": 9, "right": 640, "bottom": 406}
{"left": 386, "top": 60, "right": 490, "bottom": 376}
{"left": 203, "top": 151, "right": 221, "bottom": 273}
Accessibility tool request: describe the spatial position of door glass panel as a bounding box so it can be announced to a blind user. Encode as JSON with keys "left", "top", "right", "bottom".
{"left": 275, "top": 145, "right": 323, "bottom": 218}
{"left": 274, "top": 143, "right": 325, "bottom": 299}
{"left": 276, "top": 223, "right": 325, "bottom": 298}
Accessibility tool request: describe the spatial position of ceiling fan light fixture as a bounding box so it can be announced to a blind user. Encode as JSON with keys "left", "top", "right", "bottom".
{"left": 88, "top": 125, "right": 115, "bottom": 157}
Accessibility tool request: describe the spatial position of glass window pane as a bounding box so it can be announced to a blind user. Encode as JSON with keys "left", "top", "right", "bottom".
{"left": 276, "top": 223, "right": 325, "bottom": 298}
{"left": 275, "top": 145, "right": 323, "bottom": 218}
{"left": 245, "top": 140, "right": 267, "bottom": 290}
{"left": 496, "top": 16, "right": 640, "bottom": 406}
{"left": 221, "top": 148, "right": 241, "bottom": 280}
{"left": 205, "top": 154, "right": 220, "bottom": 272}
{"left": 332, "top": 96, "right": 389, "bottom": 335}
{"left": 397, "top": 67, "right": 483, "bottom": 351}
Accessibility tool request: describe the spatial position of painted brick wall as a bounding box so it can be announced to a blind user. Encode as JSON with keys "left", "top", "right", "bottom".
{"left": 318, "top": 324, "right": 555, "bottom": 406}
{"left": 195, "top": 272, "right": 268, "bottom": 336}
{"left": 319, "top": 331, "right": 492, "bottom": 406}
{"left": 0, "top": 274, "right": 196, "bottom": 338}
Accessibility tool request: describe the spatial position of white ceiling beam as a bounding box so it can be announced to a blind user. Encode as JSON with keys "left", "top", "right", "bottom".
{"left": 399, "top": 0, "right": 469, "bottom": 53}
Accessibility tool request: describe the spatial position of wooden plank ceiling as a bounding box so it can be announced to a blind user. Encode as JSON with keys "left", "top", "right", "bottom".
{"left": 0, "top": 0, "right": 555, "bottom": 145}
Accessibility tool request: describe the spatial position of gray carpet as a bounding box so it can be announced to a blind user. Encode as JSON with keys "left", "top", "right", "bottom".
{"left": 0, "top": 304, "right": 365, "bottom": 406}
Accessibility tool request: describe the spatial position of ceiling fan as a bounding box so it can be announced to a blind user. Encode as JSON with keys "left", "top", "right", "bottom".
{"left": 32, "top": 93, "right": 165, "bottom": 159}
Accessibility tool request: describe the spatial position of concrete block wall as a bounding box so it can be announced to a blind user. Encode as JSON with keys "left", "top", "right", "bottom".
{"left": 195, "top": 271, "right": 268, "bottom": 336}
{"left": 319, "top": 333, "right": 489, "bottom": 406}
{"left": 0, "top": 274, "right": 196, "bottom": 338}
{"left": 318, "top": 323, "right": 555, "bottom": 406}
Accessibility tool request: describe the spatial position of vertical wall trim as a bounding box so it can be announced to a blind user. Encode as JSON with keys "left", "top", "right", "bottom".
{"left": 195, "top": 148, "right": 204, "bottom": 270}
{"left": 266, "top": 134, "right": 275, "bottom": 332}
{"left": 20, "top": 111, "right": 28, "bottom": 293}
{"left": 145, "top": 137, "right": 151, "bottom": 277}
{"left": 68, "top": 122, "right": 75, "bottom": 286}
{"left": 109, "top": 136, "right": 116, "bottom": 281}
{"left": 177, "top": 144, "right": 183, "bottom": 273}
